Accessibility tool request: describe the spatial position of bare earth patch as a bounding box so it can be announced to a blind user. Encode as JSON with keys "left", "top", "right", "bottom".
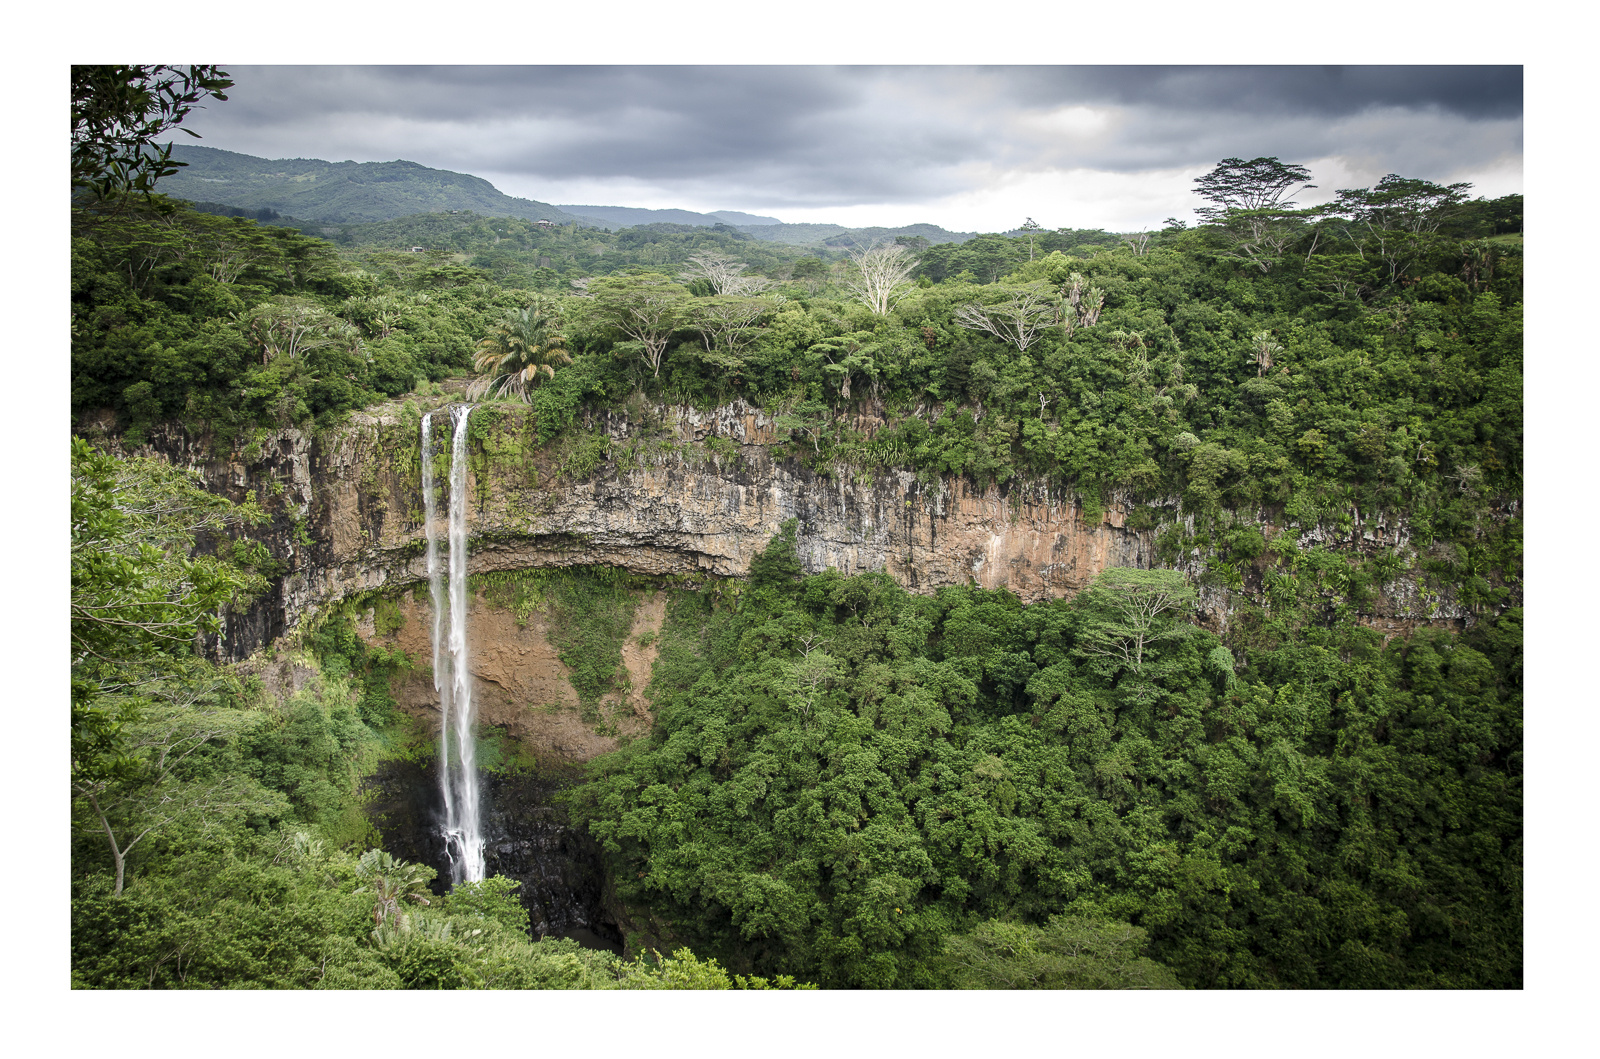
{"left": 361, "top": 589, "right": 664, "bottom": 764}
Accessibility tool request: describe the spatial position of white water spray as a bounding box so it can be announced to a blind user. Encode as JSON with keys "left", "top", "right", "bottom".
{"left": 423, "top": 406, "right": 485, "bottom": 885}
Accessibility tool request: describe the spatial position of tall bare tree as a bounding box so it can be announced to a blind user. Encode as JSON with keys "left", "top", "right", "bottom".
{"left": 680, "top": 251, "right": 773, "bottom": 295}
{"left": 954, "top": 283, "right": 1059, "bottom": 353}
{"left": 841, "top": 242, "right": 917, "bottom": 316}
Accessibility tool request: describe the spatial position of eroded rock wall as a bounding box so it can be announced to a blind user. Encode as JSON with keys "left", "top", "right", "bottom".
{"left": 121, "top": 397, "right": 1497, "bottom": 662}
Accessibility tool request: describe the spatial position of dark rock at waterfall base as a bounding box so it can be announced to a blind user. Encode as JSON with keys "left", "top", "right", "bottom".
{"left": 482, "top": 769, "right": 623, "bottom": 951}
{"left": 363, "top": 759, "right": 450, "bottom": 878}
{"left": 361, "top": 759, "right": 621, "bottom": 952}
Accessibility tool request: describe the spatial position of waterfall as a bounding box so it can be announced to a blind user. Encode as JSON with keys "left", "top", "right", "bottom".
{"left": 423, "top": 406, "right": 485, "bottom": 885}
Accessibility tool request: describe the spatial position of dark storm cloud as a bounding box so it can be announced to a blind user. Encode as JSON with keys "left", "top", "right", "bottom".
{"left": 220, "top": 65, "right": 856, "bottom": 134}
{"left": 996, "top": 65, "right": 1521, "bottom": 120}
{"left": 196, "top": 66, "right": 987, "bottom": 204}
{"left": 186, "top": 65, "right": 1521, "bottom": 211}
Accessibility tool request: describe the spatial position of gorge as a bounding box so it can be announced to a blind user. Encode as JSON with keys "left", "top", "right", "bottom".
{"left": 68, "top": 105, "right": 1522, "bottom": 985}
{"left": 65, "top": 62, "right": 1523, "bottom": 991}
{"left": 82, "top": 391, "right": 1515, "bottom": 964}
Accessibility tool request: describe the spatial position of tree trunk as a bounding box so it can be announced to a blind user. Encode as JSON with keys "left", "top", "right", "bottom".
{"left": 90, "top": 794, "right": 129, "bottom": 895}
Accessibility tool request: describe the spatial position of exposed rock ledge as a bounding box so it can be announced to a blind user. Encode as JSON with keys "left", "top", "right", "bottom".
{"left": 112, "top": 398, "right": 1495, "bottom": 661}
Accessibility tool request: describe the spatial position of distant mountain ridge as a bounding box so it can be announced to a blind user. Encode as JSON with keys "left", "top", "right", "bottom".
{"left": 160, "top": 145, "right": 980, "bottom": 246}
{"left": 556, "top": 204, "right": 783, "bottom": 229}
{"left": 160, "top": 145, "right": 591, "bottom": 226}
{"left": 742, "top": 221, "right": 977, "bottom": 247}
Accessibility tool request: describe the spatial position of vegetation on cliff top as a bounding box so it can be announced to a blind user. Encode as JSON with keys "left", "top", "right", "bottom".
{"left": 72, "top": 144, "right": 1522, "bottom": 612}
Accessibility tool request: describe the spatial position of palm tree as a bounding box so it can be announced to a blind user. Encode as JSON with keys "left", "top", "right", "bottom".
{"left": 467, "top": 297, "right": 572, "bottom": 401}
{"left": 1249, "top": 330, "right": 1283, "bottom": 377}
{"left": 357, "top": 849, "right": 434, "bottom": 930}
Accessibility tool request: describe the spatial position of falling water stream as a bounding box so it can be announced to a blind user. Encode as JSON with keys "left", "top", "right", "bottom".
{"left": 370, "top": 405, "right": 621, "bottom": 944}
{"left": 423, "top": 406, "right": 484, "bottom": 885}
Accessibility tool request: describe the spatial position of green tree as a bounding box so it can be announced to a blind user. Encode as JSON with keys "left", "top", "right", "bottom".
{"left": 1248, "top": 329, "right": 1283, "bottom": 377}
{"left": 1193, "top": 156, "right": 1316, "bottom": 218}
{"left": 1331, "top": 174, "right": 1475, "bottom": 284}
{"left": 1072, "top": 567, "right": 1197, "bottom": 675}
{"left": 72, "top": 670, "right": 286, "bottom": 894}
{"left": 953, "top": 282, "right": 1059, "bottom": 353}
{"left": 446, "top": 876, "right": 531, "bottom": 936}
{"left": 1192, "top": 156, "right": 1318, "bottom": 272}
{"left": 789, "top": 256, "right": 829, "bottom": 293}
{"left": 774, "top": 398, "right": 831, "bottom": 453}
{"left": 684, "top": 295, "right": 773, "bottom": 376}
{"left": 236, "top": 296, "right": 360, "bottom": 364}
{"left": 586, "top": 274, "right": 690, "bottom": 378}
{"left": 938, "top": 915, "right": 1182, "bottom": 989}
{"left": 807, "top": 330, "right": 881, "bottom": 400}
{"left": 1333, "top": 174, "right": 1473, "bottom": 237}
{"left": 357, "top": 850, "right": 436, "bottom": 933}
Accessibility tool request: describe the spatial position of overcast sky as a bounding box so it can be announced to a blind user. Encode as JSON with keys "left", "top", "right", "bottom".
{"left": 173, "top": 65, "right": 1517, "bottom": 233}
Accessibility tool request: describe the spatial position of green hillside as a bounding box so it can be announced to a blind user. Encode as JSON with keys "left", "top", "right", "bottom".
{"left": 161, "top": 145, "right": 592, "bottom": 226}
{"left": 557, "top": 204, "right": 784, "bottom": 229}
{"left": 162, "top": 147, "right": 978, "bottom": 249}
{"left": 737, "top": 220, "right": 978, "bottom": 246}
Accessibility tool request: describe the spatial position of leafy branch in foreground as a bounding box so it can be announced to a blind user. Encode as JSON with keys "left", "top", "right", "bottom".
{"left": 71, "top": 437, "right": 266, "bottom": 783}
{"left": 72, "top": 65, "right": 233, "bottom": 207}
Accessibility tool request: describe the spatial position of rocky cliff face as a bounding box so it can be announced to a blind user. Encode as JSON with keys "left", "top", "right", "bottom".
{"left": 119, "top": 396, "right": 1497, "bottom": 666}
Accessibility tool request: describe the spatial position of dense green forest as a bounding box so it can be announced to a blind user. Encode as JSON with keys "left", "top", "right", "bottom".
{"left": 570, "top": 533, "right": 1520, "bottom": 988}
{"left": 70, "top": 66, "right": 1522, "bottom": 991}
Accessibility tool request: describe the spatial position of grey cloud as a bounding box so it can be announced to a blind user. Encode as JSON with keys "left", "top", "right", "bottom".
{"left": 1028, "top": 107, "right": 1523, "bottom": 182}
{"left": 217, "top": 66, "right": 859, "bottom": 139}
{"left": 992, "top": 65, "right": 1521, "bottom": 120}
{"left": 188, "top": 65, "right": 1522, "bottom": 212}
